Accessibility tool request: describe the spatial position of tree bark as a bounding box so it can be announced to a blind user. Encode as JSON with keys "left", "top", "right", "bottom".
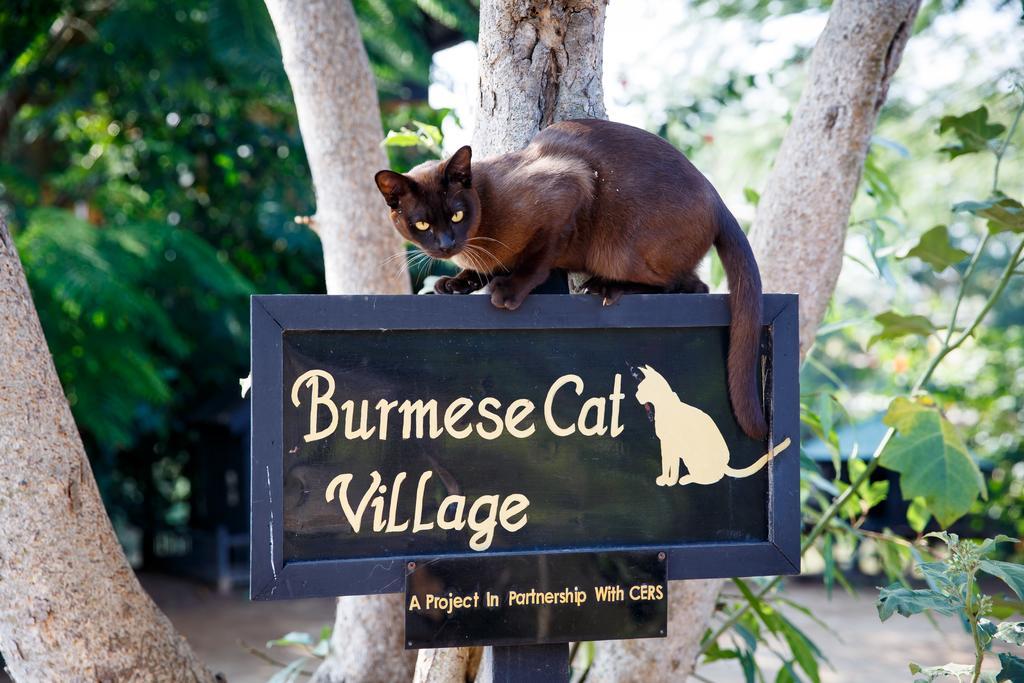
{"left": 413, "top": 644, "right": 481, "bottom": 683}
{"left": 471, "top": 0, "right": 607, "bottom": 158}
{"left": 0, "top": 217, "right": 215, "bottom": 682}
{"left": 264, "top": 0, "right": 410, "bottom": 297}
{"left": 263, "top": 0, "right": 414, "bottom": 681}
{"left": 586, "top": 580, "right": 722, "bottom": 682}
{"left": 749, "top": 0, "right": 921, "bottom": 353}
{"left": 310, "top": 594, "right": 414, "bottom": 683}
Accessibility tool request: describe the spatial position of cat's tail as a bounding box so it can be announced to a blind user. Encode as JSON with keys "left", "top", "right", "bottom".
{"left": 724, "top": 437, "right": 792, "bottom": 478}
{"left": 713, "top": 201, "right": 769, "bottom": 440}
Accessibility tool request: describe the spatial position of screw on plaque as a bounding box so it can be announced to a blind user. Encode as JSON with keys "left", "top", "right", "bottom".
{"left": 407, "top": 561, "right": 416, "bottom": 571}
{"left": 657, "top": 552, "right": 666, "bottom": 561}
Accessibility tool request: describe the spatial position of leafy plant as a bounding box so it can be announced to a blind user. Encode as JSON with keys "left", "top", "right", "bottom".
{"left": 382, "top": 118, "right": 445, "bottom": 158}
{"left": 877, "top": 533, "right": 1024, "bottom": 683}
{"left": 14, "top": 207, "right": 253, "bottom": 449}
{"left": 699, "top": 88, "right": 1024, "bottom": 681}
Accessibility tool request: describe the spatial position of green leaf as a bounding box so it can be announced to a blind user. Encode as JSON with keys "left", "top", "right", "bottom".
{"left": 898, "top": 225, "right": 971, "bottom": 271}
{"left": 733, "top": 578, "right": 782, "bottom": 634}
{"left": 381, "top": 130, "right": 423, "bottom": 147}
{"left": 268, "top": 656, "right": 311, "bottom": 683}
{"left": 869, "top": 312, "right": 937, "bottom": 348}
{"left": 737, "top": 648, "right": 758, "bottom": 683}
{"left": 823, "top": 533, "right": 835, "bottom": 598}
{"left": 953, "top": 195, "right": 1024, "bottom": 234}
{"left": 979, "top": 560, "right": 1024, "bottom": 600}
{"left": 775, "top": 661, "right": 802, "bottom": 683}
{"left": 744, "top": 187, "right": 760, "bottom": 206}
{"left": 579, "top": 640, "right": 596, "bottom": 671}
{"left": 909, "top": 662, "right": 978, "bottom": 682}
{"left": 877, "top": 537, "right": 909, "bottom": 584}
{"left": 877, "top": 583, "right": 959, "bottom": 621}
{"left": 412, "top": 120, "right": 443, "bottom": 146}
{"left": 702, "top": 641, "right": 740, "bottom": 662}
{"left": 980, "top": 618, "right": 999, "bottom": 644}
{"left": 907, "top": 497, "right": 931, "bottom": 534}
{"left": 977, "top": 535, "right": 1018, "bottom": 556}
{"left": 998, "top": 653, "right": 1024, "bottom": 683}
{"left": 917, "top": 560, "right": 966, "bottom": 596}
{"left": 267, "top": 631, "right": 314, "bottom": 648}
{"left": 995, "top": 622, "right": 1024, "bottom": 646}
{"left": 311, "top": 638, "right": 330, "bottom": 657}
{"left": 938, "top": 106, "right": 1006, "bottom": 158}
{"left": 879, "top": 397, "right": 986, "bottom": 527}
{"left": 778, "top": 613, "right": 826, "bottom": 683}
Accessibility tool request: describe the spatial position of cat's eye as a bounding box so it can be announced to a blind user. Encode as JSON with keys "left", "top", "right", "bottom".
{"left": 415, "top": 221, "right": 430, "bottom": 231}
{"left": 451, "top": 210, "right": 464, "bottom": 223}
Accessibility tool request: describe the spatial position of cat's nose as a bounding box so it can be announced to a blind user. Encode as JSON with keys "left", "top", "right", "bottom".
{"left": 437, "top": 233, "right": 455, "bottom": 253}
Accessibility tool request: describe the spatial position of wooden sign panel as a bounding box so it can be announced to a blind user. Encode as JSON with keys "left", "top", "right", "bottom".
{"left": 250, "top": 293, "right": 799, "bottom": 601}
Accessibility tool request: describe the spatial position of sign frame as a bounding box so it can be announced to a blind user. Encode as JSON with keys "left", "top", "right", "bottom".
{"left": 250, "top": 292, "right": 799, "bottom": 601}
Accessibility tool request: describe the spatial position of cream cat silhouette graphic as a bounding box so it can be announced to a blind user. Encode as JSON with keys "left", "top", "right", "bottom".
{"left": 634, "top": 365, "right": 791, "bottom": 486}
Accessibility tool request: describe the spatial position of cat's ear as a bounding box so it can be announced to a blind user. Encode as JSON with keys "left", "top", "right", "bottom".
{"left": 375, "top": 170, "right": 411, "bottom": 208}
{"left": 443, "top": 145, "right": 472, "bottom": 187}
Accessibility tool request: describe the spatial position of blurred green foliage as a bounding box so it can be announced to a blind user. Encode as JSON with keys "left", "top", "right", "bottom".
{"left": 0, "top": 0, "right": 476, "bottom": 530}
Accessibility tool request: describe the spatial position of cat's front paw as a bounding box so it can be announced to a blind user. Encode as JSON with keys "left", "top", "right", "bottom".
{"left": 489, "top": 277, "right": 528, "bottom": 310}
{"left": 434, "top": 275, "right": 475, "bottom": 295}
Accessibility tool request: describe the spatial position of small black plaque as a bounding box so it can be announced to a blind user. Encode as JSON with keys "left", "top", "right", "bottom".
{"left": 404, "top": 551, "right": 667, "bottom": 649}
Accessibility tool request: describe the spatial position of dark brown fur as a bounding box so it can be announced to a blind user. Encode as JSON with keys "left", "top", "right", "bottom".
{"left": 374, "top": 119, "right": 767, "bottom": 440}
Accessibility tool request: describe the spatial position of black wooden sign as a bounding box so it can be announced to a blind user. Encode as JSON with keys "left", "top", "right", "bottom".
{"left": 250, "top": 293, "right": 799, "bottom": 602}
{"left": 405, "top": 551, "right": 667, "bottom": 649}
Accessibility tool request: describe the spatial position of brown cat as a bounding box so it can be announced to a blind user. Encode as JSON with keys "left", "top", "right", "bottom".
{"left": 374, "top": 119, "right": 768, "bottom": 440}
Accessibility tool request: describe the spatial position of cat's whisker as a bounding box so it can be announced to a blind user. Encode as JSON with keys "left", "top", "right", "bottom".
{"left": 405, "top": 252, "right": 430, "bottom": 276}
{"left": 395, "top": 250, "right": 430, "bottom": 279}
{"left": 465, "top": 242, "right": 507, "bottom": 273}
{"left": 392, "top": 259, "right": 411, "bottom": 279}
{"left": 461, "top": 245, "right": 488, "bottom": 275}
{"left": 468, "top": 235, "right": 511, "bottom": 251}
{"left": 468, "top": 248, "right": 493, "bottom": 276}
{"left": 460, "top": 243, "right": 484, "bottom": 268}
{"left": 381, "top": 249, "right": 414, "bottom": 266}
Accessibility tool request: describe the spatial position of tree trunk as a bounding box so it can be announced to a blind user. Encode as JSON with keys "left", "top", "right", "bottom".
{"left": 263, "top": 0, "right": 414, "bottom": 681}
{"left": 411, "top": 3, "right": 610, "bottom": 681}
{"left": 264, "top": 0, "right": 410, "bottom": 297}
{"left": 587, "top": 1, "right": 920, "bottom": 681}
{"left": 0, "top": 217, "right": 215, "bottom": 682}
{"left": 471, "top": 0, "right": 607, "bottom": 158}
{"left": 749, "top": 0, "right": 921, "bottom": 353}
{"left": 586, "top": 580, "right": 722, "bottom": 682}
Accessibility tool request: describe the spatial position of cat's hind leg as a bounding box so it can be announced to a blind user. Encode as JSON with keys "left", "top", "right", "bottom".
{"left": 677, "top": 474, "right": 696, "bottom": 486}
{"left": 582, "top": 276, "right": 662, "bottom": 306}
{"left": 670, "top": 271, "right": 710, "bottom": 294}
